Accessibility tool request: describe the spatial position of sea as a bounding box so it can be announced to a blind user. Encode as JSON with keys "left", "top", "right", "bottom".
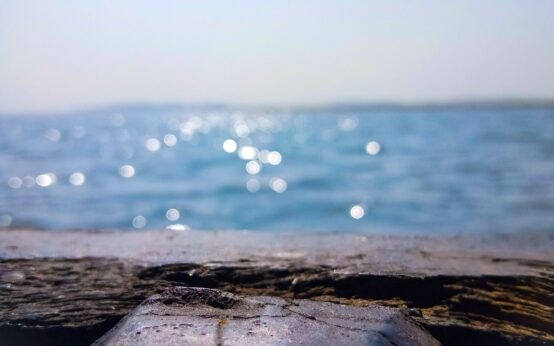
{"left": 1, "top": 106, "right": 553, "bottom": 234}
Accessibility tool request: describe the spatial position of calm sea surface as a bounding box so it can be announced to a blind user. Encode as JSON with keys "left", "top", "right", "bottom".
{"left": 1, "top": 108, "right": 553, "bottom": 234}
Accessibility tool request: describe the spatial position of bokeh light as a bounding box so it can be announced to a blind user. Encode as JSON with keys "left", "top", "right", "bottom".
{"left": 36, "top": 173, "right": 57, "bottom": 187}
{"left": 7, "top": 177, "right": 22, "bottom": 189}
{"left": 166, "top": 208, "right": 180, "bottom": 221}
{"left": 119, "top": 165, "right": 135, "bottom": 178}
{"left": 163, "top": 134, "right": 178, "bottom": 147}
{"left": 365, "top": 141, "right": 381, "bottom": 155}
{"left": 350, "top": 205, "right": 365, "bottom": 219}
{"left": 246, "top": 178, "right": 261, "bottom": 192}
{"left": 238, "top": 146, "right": 258, "bottom": 160}
{"left": 145, "top": 138, "right": 161, "bottom": 152}
{"left": 269, "top": 177, "right": 287, "bottom": 193}
{"left": 223, "top": 139, "right": 238, "bottom": 153}
{"left": 245, "top": 161, "right": 261, "bottom": 175}
{"left": 132, "top": 215, "right": 147, "bottom": 229}
{"left": 69, "top": 172, "right": 86, "bottom": 186}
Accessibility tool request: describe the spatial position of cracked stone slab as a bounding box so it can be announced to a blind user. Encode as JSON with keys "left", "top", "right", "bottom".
{"left": 94, "top": 287, "right": 439, "bottom": 346}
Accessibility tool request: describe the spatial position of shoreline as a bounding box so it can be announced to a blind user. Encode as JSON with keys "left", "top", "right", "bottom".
{"left": 1, "top": 228, "right": 552, "bottom": 345}
{"left": 3, "top": 99, "right": 554, "bottom": 118}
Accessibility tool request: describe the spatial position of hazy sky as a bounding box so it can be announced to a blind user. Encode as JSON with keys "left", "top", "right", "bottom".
{"left": 1, "top": 1, "right": 553, "bottom": 113}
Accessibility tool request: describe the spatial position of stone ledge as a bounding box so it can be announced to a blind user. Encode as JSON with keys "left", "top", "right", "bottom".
{"left": 1, "top": 228, "right": 552, "bottom": 276}
{"left": 0, "top": 229, "right": 552, "bottom": 345}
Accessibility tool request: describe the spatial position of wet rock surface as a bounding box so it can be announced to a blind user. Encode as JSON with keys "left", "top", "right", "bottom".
{"left": 0, "top": 229, "right": 553, "bottom": 345}
{"left": 94, "top": 287, "right": 439, "bottom": 346}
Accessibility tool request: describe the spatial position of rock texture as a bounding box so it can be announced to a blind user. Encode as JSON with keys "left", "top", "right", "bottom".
{"left": 1, "top": 229, "right": 552, "bottom": 276}
{"left": 0, "top": 229, "right": 553, "bottom": 345}
{"left": 94, "top": 287, "right": 439, "bottom": 346}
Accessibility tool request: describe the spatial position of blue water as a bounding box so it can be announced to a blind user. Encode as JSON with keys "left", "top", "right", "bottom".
{"left": 0, "top": 107, "right": 553, "bottom": 234}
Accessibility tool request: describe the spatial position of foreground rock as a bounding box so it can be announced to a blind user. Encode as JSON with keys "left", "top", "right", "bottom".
{"left": 94, "top": 287, "right": 439, "bottom": 346}
{"left": 1, "top": 229, "right": 552, "bottom": 276}
{"left": 1, "top": 229, "right": 553, "bottom": 345}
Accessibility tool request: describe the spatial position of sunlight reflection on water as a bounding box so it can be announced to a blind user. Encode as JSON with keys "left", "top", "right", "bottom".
{"left": 0, "top": 108, "right": 553, "bottom": 234}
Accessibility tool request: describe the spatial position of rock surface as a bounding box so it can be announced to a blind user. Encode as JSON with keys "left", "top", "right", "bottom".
{"left": 1, "top": 229, "right": 553, "bottom": 345}
{"left": 94, "top": 287, "right": 440, "bottom": 346}
{"left": 1, "top": 229, "right": 552, "bottom": 276}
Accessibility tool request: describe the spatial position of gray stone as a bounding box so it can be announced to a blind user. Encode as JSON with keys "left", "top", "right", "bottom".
{"left": 2, "top": 228, "right": 552, "bottom": 276}
{"left": 94, "top": 287, "right": 440, "bottom": 346}
{"left": 2, "top": 229, "right": 552, "bottom": 345}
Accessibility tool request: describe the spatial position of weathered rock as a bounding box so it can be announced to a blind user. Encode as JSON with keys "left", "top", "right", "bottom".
{"left": 1, "top": 229, "right": 552, "bottom": 345}
{"left": 1, "top": 229, "right": 552, "bottom": 277}
{"left": 94, "top": 287, "right": 439, "bottom": 346}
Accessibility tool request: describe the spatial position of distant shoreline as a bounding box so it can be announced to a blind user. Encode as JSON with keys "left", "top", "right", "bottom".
{"left": 2, "top": 99, "right": 554, "bottom": 118}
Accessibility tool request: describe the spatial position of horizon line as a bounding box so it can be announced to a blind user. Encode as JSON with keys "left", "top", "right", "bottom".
{"left": 2, "top": 98, "right": 554, "bottom": 117}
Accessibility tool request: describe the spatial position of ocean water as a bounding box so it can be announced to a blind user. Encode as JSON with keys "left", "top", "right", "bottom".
{"left": 0, "top": 107, "right": 553, "bottom": 234}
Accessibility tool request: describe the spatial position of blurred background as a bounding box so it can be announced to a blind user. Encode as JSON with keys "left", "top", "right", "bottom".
{"left": 0, "top": 1, "right": 553, "bottom": 234}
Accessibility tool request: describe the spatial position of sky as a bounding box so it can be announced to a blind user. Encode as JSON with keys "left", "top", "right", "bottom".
{"left": 1, "top": 1, "right": 553, "bottom": 113}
